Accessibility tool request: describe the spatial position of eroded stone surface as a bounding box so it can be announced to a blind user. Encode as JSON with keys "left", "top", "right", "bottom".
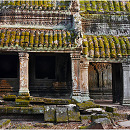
{"left": 56, "top": 107, "right": 68, "bottom": 122}
{"left": 44, "top": 105, "right": 56, "bottom": 122}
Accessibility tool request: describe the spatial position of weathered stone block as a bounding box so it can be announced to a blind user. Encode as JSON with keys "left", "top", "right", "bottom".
{"left": 20, "top": 107, "right": 32, "bottom": 114}
{"left": 56, "top": 107, "right": 68, "bottom": 122}
{"left": 3, "top": 95, "right": 16, "bottom": 101}
{"left": 0, "top": 119, "right": 11, "bottom": 129}
{"left": 0, "top": 107, "right": 7, "bottom": 114}
{"left": 7, "top": 107, "right": 20, "bottom": 114}
{"left": 68, "top": 104, "right": 81, "bottom": 122}
{"left": 32, "top": 107, "right": 44, "bottom": 114}
{"left": 87, "top": 118, "right": 113, "bottom": 129}
{"left": 91, "top": 113, "right": 108, "bottom": 122}
{"left": 77, "top": 101, "right": 100, "bottom": 111}
{"left": 15, "top": 99, "right": 29, "bottom": 107}
{"left": 105, "top": 106, "right": 117, "bottom": 113}
{"left": 44, "top": 105, "right": 56, "bottom": 122}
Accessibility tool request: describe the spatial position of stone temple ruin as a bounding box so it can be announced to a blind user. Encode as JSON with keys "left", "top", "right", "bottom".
{"left": 0, "top": 0, "right": 129, "bottom": 105}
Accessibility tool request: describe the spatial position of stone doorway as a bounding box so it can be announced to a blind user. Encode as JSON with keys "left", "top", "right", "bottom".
{"left": 29, "top": 53, "right": 72, "bottom": 98}
{"left": 88, "top": 62, "right": 112, "bottom": 101}
{"left": 112, "top": 63, "right": 123, "bottom": 103}
{"left": 0, "top": 53, "right": 19, "bottom": 96}
{"left": 88, "top": 62, "right": 123, "bottom": 103}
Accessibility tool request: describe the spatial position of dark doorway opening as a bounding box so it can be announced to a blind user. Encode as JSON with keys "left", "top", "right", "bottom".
{"left": 35, "top": 56, "right": 55, "bottom": 79}
{"left": 0, "top": 55, "right": 18, "bottom": 78}
{"left": 29, "top": 53, "right": 72, "bottom": 98}
{"left": 112, "top": 63, "right": 123, "bottom": 103}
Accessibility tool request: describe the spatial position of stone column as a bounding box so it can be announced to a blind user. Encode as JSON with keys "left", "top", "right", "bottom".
{"left": 70, "top": 53, "right": 81, "bottom": 102}
{"left": 122, "top": 63, "right": 130, "bottom": 105}
{"left": 19, "top": 52, "right": 29, "bottom": 96}
{"left": 80, "top": 58, "right": 90, "bottom": 101}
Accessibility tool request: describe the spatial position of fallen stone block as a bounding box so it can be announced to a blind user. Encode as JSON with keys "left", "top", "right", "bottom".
{"left": 105, "top": 106, "right": 117, "bottom": 113}
{"left": 0, "top": 119, "right": 11, "bottom": 129}
{"left": 32, "top": 106, "right": 44, "bottom": 114}
{"left": 87, "top": 118, "right": 113, "bottom": 129}
{"left": 91, "top": 113, "right": 108, "bottom": 122}
{"left": 118, "top": 120, "right": 130, "bottom": 127}
{"left": 56, "top": 106, "right": 68, "bottom": 122}
{"left": 84, "top": 108, "right": 105, "bottom": 114}
{"left": 44, "top": 105, "right": 56, "bottom": 122}
{"left": 67, "top": 104, "right": 81, "bottom": 122}
{"left": 77, "top": 101, "right": 100, "bottom": 111}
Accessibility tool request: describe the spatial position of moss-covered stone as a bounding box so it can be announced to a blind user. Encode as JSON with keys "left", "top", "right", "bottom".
{"left": 0, "top": 107, "right": 7, "bottom": 114}
{"left": 105, "top": 106, "right": 117, "bottom": 113}
{"left": 0, "top": 119, "right": 11, "bottom": 129}
{"left": 77, "top": 101, "right": 100, "bottom": 111}
{"left": 44, "top": 98, "right": 71, "bottom": 105}
{"left": 56, "top": 107, "right": 68, "bottom": 122}
{"left": 32, "top": 106, "right": 44, "bottom": 114}
{"left": 44, "top": 105, "right": 56, "bottom": 122}
{"left": 15, "top": 99, "right": 30, "bottom": 107}
{"left": 91, "top": 113, "right": 109, "bottom": 122}
{"left": 20, "top": 107, "right": 32, "bottom": 114}
{"left": 68, "top": 105, "right": 81, "bottom": 122}
{"left": 3, "top": 95, "right": 16, "bottom": 101}
{"left": 17, "top": 96, "right": 30, "bottom": 100}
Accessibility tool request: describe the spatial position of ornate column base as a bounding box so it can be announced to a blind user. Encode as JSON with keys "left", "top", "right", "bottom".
{"left": 72, "top": 89, "right": 81, "bottom": 102}
{"left": 122, "top": 99, "right": 130, "bottom": 105}
{"left": 81, "top": 92, "right": 90, "bottom": 102}
{"left": 19, "top": 89, "right": 30, "bottom": 96}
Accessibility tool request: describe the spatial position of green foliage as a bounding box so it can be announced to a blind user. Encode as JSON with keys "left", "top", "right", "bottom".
{"left": 108, "top": 1, "right": 114, "bottom": 11}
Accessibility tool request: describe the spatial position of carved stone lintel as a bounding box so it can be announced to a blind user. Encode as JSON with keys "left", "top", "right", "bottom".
{"left": 122, "top": 63, "right": 130, "bottom": 105}
{"left": 19, "top": 52, "right": 29, "bottom": 96}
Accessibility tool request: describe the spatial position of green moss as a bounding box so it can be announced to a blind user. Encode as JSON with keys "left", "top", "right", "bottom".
{"left": 91, "top": 113, "right": 109, "bottom": 122}
{"left": 97, "top": 36, "right": 105, "bottom": 58}
{"left": 3, "top": 95, "right": 16, "bottom": 101}
{"left": 79, "top": 125, "right": 88, "bottom": 129}
{"left": 102, "top": 36, "right": 110, "bottom": 58}
{"left": 113, "top": 36, "right": 122, "bottom": 57}
{"left": 77, "top": 101, "right": 100, "bottom": 111}
{"left": 44, "top": 98, "right": 71, "bottom": 105}
{"left": 126, "top": 2, "right": 130, "bottom": 12}
{"left": 91, "top": 1, "right": 97, "bottom": 11}
{"left": 119, "top": 37, "right": 127, "bottom": 55}
{"left": 85, "top": 1, "right": 91, "bottom": 11}
{"left": 106, "top": 106, "right": 117, "bottom": 113}
{"left": 2, "top": 119, "right": 11, "bottom": 128}
{"left": 113, "top": 1, "right": 120, "bottom": 11}
{"left": 108, "top": 1, "right": 114, "bottom": 11}
{"left": 96, "top": 1, "right": 103, "bottom": 12}
{"left": 108, "top": 36, "right": 116, "bottom": 58}
{"left": 15, "top": 99, "right": 29, "bottom": 107}
{"left": 123, "top": 37, "right": 130, "bottom": 55}
{"left": 102, "top": 1, "right": 109, "bottom": 12}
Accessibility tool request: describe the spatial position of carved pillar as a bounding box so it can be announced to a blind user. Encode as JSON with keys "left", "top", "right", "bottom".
{"left": 122, "top": 63, "right": 130, "bottom": 105}
{"left": 80, "top": 58, "right": 90, "bottom": 101}
{"left": 19, "top": 52, "right": 29, "bottom": 96}
{"left": 70, "top": 53, "right": 81, "bottom": 102}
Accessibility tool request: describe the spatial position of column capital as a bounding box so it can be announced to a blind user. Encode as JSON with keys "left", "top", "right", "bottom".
{"left": 80, "top": 58, "right": 89, "bottom": 69}
{"left": 19, "top": 52, "right": 29, "bottom": 59}
{"left": 70, "top": 53, "right": 80, "bottom": 60}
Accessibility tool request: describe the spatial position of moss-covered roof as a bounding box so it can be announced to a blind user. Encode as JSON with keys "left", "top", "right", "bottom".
{"left": 0, "top": 0, "right": 71, "bottom": 11}
{"left": 0, "top": 28, "right": 77, "bottom": 51}
{"left": 80, "top": 0, "right": 130, "bottom": 14}
{"left": 82, "top": 35, "right": 130, "bottom": 58}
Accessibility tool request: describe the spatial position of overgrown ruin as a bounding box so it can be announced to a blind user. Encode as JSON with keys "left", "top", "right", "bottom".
{"left": 0, "top": 0, "right": 130, "bottom": 128}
